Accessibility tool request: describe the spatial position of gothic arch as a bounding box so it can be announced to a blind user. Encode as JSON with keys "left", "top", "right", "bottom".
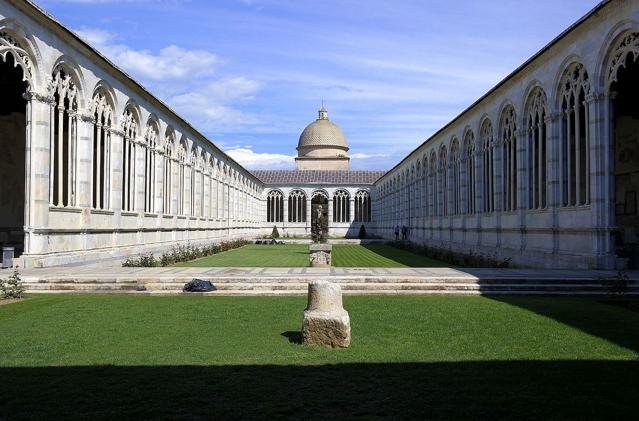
{"left": 266, "top": 189, "right": 284, "bottom": 223}
{"left": 91, "top": 80, "right": 117, "bottom": 116}
{"left": 122, "top": 100, "right": 141, "bottom": 135}
{"left": 333, "top": 189, "right": 350, "bottom": 223}
{"left": 522, "top": 81, "right": 548, "bottom": 120}
{"left": 51, "top": 55, "right": 86, "bottom": 108}
{"left": 0, "top": 19, "right": 41, "bottom": 87}
{"left": 288, "top": 189, "right": 307, "bottom": 223}
{"left": 312, "top": 189, "right": 329, "bottom": 201}
{"left": 551, "top": 54, "right": 585, "bottom": 105}
{"left": 596, "top": 20, "right": 639, "bottom": 90}
{"left": 500, "top": 104, "right": 518, "bottom": 212}
{"left": 462, "top": 126, "right": 474, "bottom": 156}
{"left": 524, "top": 85, "right": 549, "bottom": 210}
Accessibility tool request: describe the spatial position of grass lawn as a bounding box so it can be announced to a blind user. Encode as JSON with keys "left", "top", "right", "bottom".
{"left": 0, "top": 295, "right": 638, "bottom": 419}
{"left": 179, "top": 244, "right": 446, "bottom": 267}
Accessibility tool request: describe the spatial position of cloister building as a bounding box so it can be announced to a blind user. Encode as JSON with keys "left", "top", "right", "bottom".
{"left": 1, "top": 0, "right": 639, "bottom": 269}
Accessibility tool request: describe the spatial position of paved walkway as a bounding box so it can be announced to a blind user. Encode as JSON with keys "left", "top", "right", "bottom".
{"left": 4, "top": 266, "right": 639, "bottom": 281}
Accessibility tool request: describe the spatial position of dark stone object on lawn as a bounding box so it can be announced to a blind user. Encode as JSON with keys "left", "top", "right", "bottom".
{"left": 183, "top": 279, "right": 215, "bottom": 292}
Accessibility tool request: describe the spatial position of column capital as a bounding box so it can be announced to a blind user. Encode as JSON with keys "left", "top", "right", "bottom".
{"left": 78, "top": 113, "right": 96, "bottom": 123}
{"left": 545, "top": 112, "right": 561, "bottom": 123}
{"left": 23, "top": 89, "right": 55, "bottom": 105}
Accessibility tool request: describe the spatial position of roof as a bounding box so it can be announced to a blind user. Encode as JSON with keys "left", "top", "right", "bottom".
{"left": 251, "top": 170, "right": 385, "bottom": 185}
{"left": 297, "top": 108, "right": 348, "bottom": 151}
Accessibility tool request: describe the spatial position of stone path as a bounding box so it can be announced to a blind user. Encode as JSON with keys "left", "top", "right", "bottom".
{"left": 4, "top": 266, "right": 639, "bottom": 296}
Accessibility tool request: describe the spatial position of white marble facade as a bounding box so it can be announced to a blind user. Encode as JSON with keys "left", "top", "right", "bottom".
{"left": 1, "top": 0, "right": 639, "bottom": 269}
{"left": 374, "top": 0, "right": 639, "bottom": 269}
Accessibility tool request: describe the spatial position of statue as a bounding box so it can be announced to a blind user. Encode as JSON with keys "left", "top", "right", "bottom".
{"left": 311, "top": 204, "right": 328, "bottom": 243}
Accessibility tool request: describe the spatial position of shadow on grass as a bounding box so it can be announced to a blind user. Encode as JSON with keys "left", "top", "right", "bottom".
{"left": 1, "top": 361, "right": 637, "bottom": 419}
{"left": 490, "top": 296, "right": 639, "bottom": 353}
{"left": 281, "top": 331, "right": 302, "bottom": 344}
{"left": 361, "top": 244, "right": 444, "bottom": 267}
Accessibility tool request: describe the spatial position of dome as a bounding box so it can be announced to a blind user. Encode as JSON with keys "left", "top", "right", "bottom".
{"left": 297, "top": 106, "right": 349, "bottom": 152}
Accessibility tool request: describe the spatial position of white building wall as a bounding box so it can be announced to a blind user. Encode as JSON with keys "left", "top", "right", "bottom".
{"left": 373, "top": 0, "right": 639, "bottom": 269}
{"left": 0, "top": 0, "right": 265, "bottom": 267}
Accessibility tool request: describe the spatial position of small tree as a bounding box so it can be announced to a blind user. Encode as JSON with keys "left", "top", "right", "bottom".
{"left": 1, "top": 269, "right": 25, "bottom": 299}
{"left": 358, "top": 224, "right": 367, "bottom": 239}
{"left": 271, "top": 225, "right": 280, "bottom": 239}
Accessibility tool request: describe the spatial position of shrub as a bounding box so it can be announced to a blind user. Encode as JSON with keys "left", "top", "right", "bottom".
{"left": 271, "top": 226, "right": 280, "bottom": 239}
{"left": 387, "top": 241, "right": 511, "bottom": 268}
{"left": 123, "top": 240, "right": 250, "bottom": 267}
{"left": 1, "top": 269, "right": 25, "bottom": 299}
{"left": 123, "top": 253, "right": 158, "bottom": 268}
{"left": 358, "top": 225, "right": 367, "bottom": 239}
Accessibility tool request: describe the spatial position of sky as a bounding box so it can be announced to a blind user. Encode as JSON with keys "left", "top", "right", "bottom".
{"left": 36, "top": 0, "right": 602, "bottom": 170}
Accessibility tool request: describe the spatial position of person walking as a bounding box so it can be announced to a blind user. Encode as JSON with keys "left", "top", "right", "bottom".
{"left": 394, "top": 225, "right": 400, "bottom": 241}
{"left": 401, "top": 225, "right": 407, "bottom": 241}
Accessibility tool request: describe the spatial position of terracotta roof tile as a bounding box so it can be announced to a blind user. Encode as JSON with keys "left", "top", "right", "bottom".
{"left": 251, "top": 170, "right": 385, "bottom": 185}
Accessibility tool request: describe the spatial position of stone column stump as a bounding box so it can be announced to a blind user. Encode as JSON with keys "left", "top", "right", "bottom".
{"left": 302, "top": 280, "right": 351, "bottom": 348}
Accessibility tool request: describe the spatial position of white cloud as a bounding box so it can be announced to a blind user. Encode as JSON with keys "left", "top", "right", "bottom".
{"left": 225, "top": 147, "right": 295, "bottom": 170}
{"left": 73, "top": 26, "right": 261, "bottom": 132}
{"left": 350, "top": 153, "right": 389, "bottom": 159}
{"left": 75, "top": 27, "right": 218, "bottom": 81}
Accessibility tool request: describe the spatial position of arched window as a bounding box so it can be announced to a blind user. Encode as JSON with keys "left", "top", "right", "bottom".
{"left": 526, "top": 87, "right": 548, "bottom": 210}
{"left": 355, "top": 190, "right": 371, "bottom": 222}
{"left": 121, "top": 107, "right": 138, "bottom": 212}
{"left": 198, "top": 156, "right": 205, "bottom": 218}
{"left": 463, "top": 130, "right": 476, "bottom": 214}
{"left": 450, "top": 138, "right": 461, "bottom": 215}
{"left": 176, "top": 140, "right": 186, "bottom": 215}
{"left": 163, "top": 131, "right": 174, "bottom": 214}
{"left": 429, "top": 151, "right": 437, "bottom": 217}
{"left": 267, "top": 190, "right": 284, "bottom": 222}
{"left": 144, "top": 122, "right": 159, "bottom": 213}
{"left": 421, "top": 157, "right": 429, "bottom": 219}
{"left": 439, "top": 145, "right": 448, "bottom": 216}
{"left": 288, "top": 190, "right": 307, "bottom": 222}
{"left": 559, "top": 63, "right": 591, "bottom": 207}
{"left": 50, "top": 67, "right": 78, "bottom": 208}
{"left": 90, "top": 89, "right": 112, "bottom": 210}
{"left": 500, "top": 106, "right": 517, "bottom": 212}
{"left": 481, "top": 119, "right": 495, "bottom": 213}
{"left": 189, "top": 146, "right": 197, "bottom": 217}
{"left": 333, "top": 190, "right": 350, "bottom": 222}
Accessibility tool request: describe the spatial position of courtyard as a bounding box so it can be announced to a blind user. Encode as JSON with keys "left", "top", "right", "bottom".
{"left": 0, "top": 294, "right": 638, "bottom": 418}
{"left": 179, "top": 244, "right": 447, "bottom": 267}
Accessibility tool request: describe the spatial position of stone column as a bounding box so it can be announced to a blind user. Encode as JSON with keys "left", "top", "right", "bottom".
{"left": 589, "top": 92, "right": 615, "bottom": 267}
{"left": 110, "top": 129, "right": 124, "bottom": 212}
{"left": 517, "top": 127, "right": 528, "bottom": 252}
{"left": 327, "top": 194, "right": 333, "bottom": 231}
{"left": 134, "top": 140, "right": 145, "bottom": 213}
{"left": 545, "top": 112, "right": 561, "bottom": 255}
{"left": 302, "top": 281, "right": 351, "bottom": 348}
{"left": 306, "top": 191, "right": 312, "bottom": 230}
{"left": 22, "top": 92, "right": 54, "bottom": 256}
{"left": 75, "top": 114, "right": 94, "bottom": 210}
{"left": 155, "top": 149, "right": 164, "bottom": 215}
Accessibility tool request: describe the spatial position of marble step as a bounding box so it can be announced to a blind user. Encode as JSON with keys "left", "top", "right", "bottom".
{"left": 21, "top": 276, "right": 639, "bottom": 285}
{"left": 22, "top": 281, "right": 639, "bottom": 295}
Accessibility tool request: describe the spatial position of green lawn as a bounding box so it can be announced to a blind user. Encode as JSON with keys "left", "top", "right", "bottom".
{"left": 0, "top": 295, "right": 638, "bottom": 419}
{"left": 179, "top": 244, "right": 446, "bottom": 267}
{"left": 332, "top": 244, "right": 445, "bottom": 267}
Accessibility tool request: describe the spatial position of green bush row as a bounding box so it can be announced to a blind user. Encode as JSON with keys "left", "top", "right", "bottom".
{"left": 390, "top": 241, "right": 511, "bottom": 268}
{"left": 123, "top": 239, "right": 250, "bottom": 267}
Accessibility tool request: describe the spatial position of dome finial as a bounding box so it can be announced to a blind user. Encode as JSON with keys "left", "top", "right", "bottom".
{"left": 318, "top": 101, "right": 328, "bottom": 120}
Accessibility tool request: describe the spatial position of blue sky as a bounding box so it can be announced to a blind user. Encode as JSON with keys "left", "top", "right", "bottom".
{"left": 37, "top": 0, "right": 601, "bottom": 170}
